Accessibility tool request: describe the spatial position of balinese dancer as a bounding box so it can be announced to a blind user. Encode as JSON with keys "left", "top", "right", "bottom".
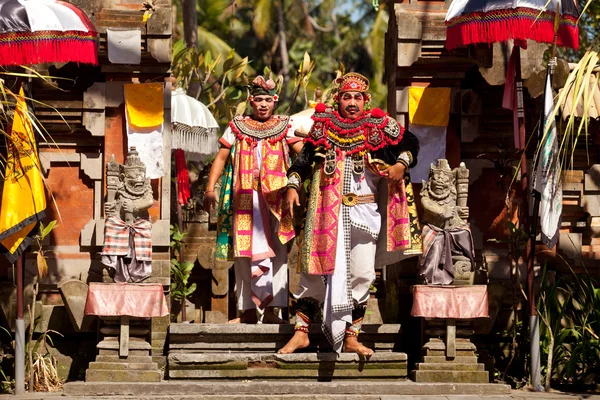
{"left": 278, "top": 72, "right": 420, "bottom": 355}
{"left": 204, "top": 76, "right": 303, "bottom": 324}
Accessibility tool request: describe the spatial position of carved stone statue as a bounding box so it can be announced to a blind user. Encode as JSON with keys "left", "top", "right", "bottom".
{"left": 101, "top": 147, "right": 154, "bottom": 283}
{"left": 418, "top": 159, "right": 475, "bottom": 285}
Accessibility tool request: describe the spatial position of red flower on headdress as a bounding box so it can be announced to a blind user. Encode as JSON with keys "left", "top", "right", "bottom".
{"left": 371, "top": 108, "right": 385, "bottom": 118}
{"left": 315, "top": 103, "right": 327, "bottom": 113}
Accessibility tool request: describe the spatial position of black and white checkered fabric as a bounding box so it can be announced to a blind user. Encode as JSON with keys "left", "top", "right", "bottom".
{"left": 350, "top": 220, "right": 379, "bottom": 240}
{"left": 322, "top": 157, "right": 355, "bottom": 348}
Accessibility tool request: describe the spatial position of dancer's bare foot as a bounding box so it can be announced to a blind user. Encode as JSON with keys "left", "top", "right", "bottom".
{"left": 277, "top": 331, "right": 309, "bottom": 354}
{"left": 228, "top": 309, "right": 258, "bottom": 324}
{"left": 343, "top": 336, "right": 373, "bottom": 357}
{"left": 262, "top": 309, "right": 285, "bottom": 324}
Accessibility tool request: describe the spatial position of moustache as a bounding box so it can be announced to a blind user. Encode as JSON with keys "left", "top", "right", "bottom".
{"left": 344, "top": 105, "right": 360, "bottom": 112}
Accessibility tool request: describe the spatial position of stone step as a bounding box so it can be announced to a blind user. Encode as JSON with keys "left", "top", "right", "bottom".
{"left": 89, "top": 361, "right": 159, "bottom": 370}
{"left": 96, "top": 355, "right": 154, "bottom": 364}
{"left": 411, "top": 370, "right": 490, "bottom": 383}
{"left": 422, "top": 356, "right": 478, "bottom": 363}
{"left": 423, "top": 338, "right": 477, "bottom": 351}
{"left": 100, "top": 326, "right": 150, "bottom": 335}
{"left": 98, "top": 337, "right": 152, "bottom": 350}
{"left": 168, "top": 352, "right": 408, "bottom": 380}
{"left": 85, "top": 369, "right": 162, "bottom": 383}
{"left": 169, "top": 323, "right": 400, "bottom": 353}
{"left": 99, "top": 349, "right": 151, "bottom": 356}
{"left": 423, "top": 338, "right": 477, "bottom": 357}
{"left": 415, "top": 362, "right": 485, "bottom": 371}
{"left": 63, "top": 381, "right": 512, "bottom": 397}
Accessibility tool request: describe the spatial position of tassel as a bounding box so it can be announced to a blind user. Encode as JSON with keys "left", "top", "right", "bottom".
{"left": 446, "top": 8, "right": 578, "bottom": 51}
{"left": 172, "top": 123, "right": 218, "bottom": 155}
{"left": 175, "top": 149, "right": 191, "bottom": 205}
{"left": 0, "top": 32, "right": 98, "bottom": 66}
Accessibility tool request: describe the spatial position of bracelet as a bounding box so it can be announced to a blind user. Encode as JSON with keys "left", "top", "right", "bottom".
{"left": 287, "top": 173, "right": 301, "bottom": 190}
{"left": 396, "top": 151, "right": 411, "bottom": 167}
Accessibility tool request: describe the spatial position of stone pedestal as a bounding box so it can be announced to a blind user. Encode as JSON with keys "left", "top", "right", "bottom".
{"left": 410, "top": 285, "right": 489, "bottom": 383}
{"left": 411, "top": 333, "right": 488, "bottom": 383}
{"left": 84, "top": 283, "right": 168, "bottom": 382}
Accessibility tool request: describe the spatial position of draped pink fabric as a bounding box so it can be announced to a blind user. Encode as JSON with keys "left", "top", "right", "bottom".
{"left": 84, "top": 282, "right": 169, "bottom": 317}
{"left": 411, "top": 285, "right": 489, "bottom": 319}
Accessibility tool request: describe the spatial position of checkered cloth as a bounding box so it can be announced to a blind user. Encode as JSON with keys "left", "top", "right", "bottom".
{"left": 102, "top": 216, "right": 152, "bottom": 261}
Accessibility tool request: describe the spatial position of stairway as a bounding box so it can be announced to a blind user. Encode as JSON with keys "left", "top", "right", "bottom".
{"left": 167, "top": 323, "right": 408, "bottom": 380}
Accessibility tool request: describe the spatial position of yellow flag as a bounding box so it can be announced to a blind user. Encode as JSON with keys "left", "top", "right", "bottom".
{"left": 408, "top": 87, "right": 451, "bottom": 127}
{"left": 124, "top": 83, "right": 164, "bottom": 129}
{"left": 0, "top": 86, "right": 46, "bottom": 263}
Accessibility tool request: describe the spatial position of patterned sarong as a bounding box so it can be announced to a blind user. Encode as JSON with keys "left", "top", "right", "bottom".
{"left": 102, "top": 216, "right": 152, "bottom": 261}
{"left": 232, "top": 138, "right": 295, "bottom": 259}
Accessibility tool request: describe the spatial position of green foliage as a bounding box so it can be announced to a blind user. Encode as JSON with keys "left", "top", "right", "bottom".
{"left": 171, "top": 40, "right": 252, "bottom": 124}
{"left": 173, "top": 0, "right": 388, "bottom": 117}
{"left": 538, "top": 264, "right": 600, "bottom": 387}
{"left": 0, "top": 327, "right": 13, "bottom": 393}
{"left": 31, "top": 221, "right": 58, "bottom": 278}
{"left": 170, "top": 259, "right": 197, "bottom": 303}
{"left": 169, "top": 224, "right": 196, "bottom": 306}
{"left": 169, "top": 223, "right": 186, "bottom": 254}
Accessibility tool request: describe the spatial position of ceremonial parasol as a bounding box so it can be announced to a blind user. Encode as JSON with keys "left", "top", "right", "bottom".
{"left": 445, "top": 0, "right": 579, "bottom": 51}
{"left": 171, "top": 87, "right": 219, "bottom": 156}
{"left": 444, "top": 0, "right": 579, "bottom": 389}
{"left": 171, "top": 88, "right": 220, "bottom": 235}
{"left": 0, "top": 0, "right": 98, "bottom": 66}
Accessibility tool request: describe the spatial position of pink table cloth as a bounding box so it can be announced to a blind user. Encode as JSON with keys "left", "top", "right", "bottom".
{"left": 84, "top": 282, "right": 169, "bottom": 317}
{"left": 411, "top": 285, "right": 489, "bottom": 319}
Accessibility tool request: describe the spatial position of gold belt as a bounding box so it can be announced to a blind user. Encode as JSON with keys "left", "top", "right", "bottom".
{"left": 342, "top": 193, "right": 378, "bottom": 207}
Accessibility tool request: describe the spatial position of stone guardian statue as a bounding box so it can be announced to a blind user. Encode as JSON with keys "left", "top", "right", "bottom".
{"left": 101, "top": 147, "right": 154, "bottom": 283}
{"left": 419, "top": 159, "right": 475, "bottom": 285}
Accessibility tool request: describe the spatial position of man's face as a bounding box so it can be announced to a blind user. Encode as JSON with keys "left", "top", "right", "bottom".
{"left": 339, "top": 91, "right": 365, "bottom": 119}
{"left": 250, "top": 95, "right": 276, "bottom": 121}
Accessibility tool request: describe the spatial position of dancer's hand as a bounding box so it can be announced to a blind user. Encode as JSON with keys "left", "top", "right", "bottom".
{"left": 203, "top": 190, "right": 217, "bottom": 212}
{"left": 381, "top": 163, "right": 406, "bottom": 183}
{"left": 286, "top": 188, "right": 300, "bottom": 218}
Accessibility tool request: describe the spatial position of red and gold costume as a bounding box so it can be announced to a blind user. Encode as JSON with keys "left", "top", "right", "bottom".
{"left": 286, "top": 73, "right": 421, "bottom": 351}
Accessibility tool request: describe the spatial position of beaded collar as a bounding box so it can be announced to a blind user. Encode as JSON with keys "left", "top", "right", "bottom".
{"left": 307, "top": 106, "right": 404, "bottom": 155}
{"left": 230, "top": 115, "right": 291, "bottom": 143}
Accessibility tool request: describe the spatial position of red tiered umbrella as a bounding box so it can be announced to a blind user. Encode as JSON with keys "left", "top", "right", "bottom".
{"left": 0, "top": 0, "right": 98, "bottom": 66}
{"left": 445, "top": 0, "right": 579, "bottom": 51}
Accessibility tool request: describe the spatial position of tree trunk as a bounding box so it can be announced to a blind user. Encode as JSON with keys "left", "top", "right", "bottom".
{"left": 182, "top": 0, "right": 201, "bottom": 98}
{"left": 276, "top": 0, "right": 290, "bottom": 103}
{"left": 182, "top": 0, "right": 197, "bottom": 49}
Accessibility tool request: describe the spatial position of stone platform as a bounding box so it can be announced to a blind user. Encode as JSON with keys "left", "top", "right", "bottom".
{"left": 169, "top": 352, "right": 408, "bottom": 379}
{"left": 63, "top": 380, "right": 512, "bottom": 398}
{"left": 169, "top": 323, "right": 401, "bottom": 353}
{"left": 168, "top": 323, "right": 406, "bottom": 380}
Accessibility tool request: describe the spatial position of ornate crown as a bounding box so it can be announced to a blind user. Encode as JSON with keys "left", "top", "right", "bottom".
{"left": 124, "top": 147, "right": 146, "bottom": 172}
{"left": 429, "top": 159, "right": 454, "bottom": 178}
{"left": 336, "top": 72, "right": 370, "bottom": 94}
